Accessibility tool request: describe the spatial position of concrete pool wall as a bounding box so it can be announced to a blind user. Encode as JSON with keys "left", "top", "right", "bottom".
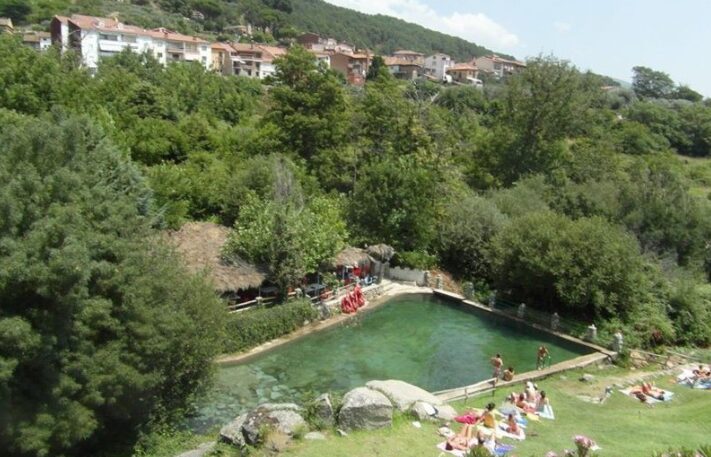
{"left": 430, "top": 289, "right": 616, "bottom": 402}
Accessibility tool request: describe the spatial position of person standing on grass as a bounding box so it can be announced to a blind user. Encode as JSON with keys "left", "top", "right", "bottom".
{"left": 491, "top": 353, "right": 503, "bottom": 386}
{"left": 537, "top": 345, "right": 550, "bottom": 370}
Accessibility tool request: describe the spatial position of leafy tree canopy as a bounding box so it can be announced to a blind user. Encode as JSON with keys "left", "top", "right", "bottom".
{"left": 0, "top": 110, "right": 224, "bottom": 457}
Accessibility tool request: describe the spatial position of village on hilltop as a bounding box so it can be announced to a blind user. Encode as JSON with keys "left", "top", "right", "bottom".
{"left": 0, "top": 13, "right": 526, "bottom": 86}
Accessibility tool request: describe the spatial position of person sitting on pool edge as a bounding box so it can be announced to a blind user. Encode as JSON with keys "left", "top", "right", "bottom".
{"left": 502, "top": 366, "right": 515, "bottom": 382}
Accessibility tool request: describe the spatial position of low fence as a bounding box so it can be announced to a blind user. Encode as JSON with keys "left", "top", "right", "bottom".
{"left": 226, "top": 281, "right": 365, "bottom": 314}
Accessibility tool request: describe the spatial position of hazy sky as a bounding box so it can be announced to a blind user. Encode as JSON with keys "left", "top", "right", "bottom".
{"left": 323, "top": 0, "right": 711, "bottom": 96}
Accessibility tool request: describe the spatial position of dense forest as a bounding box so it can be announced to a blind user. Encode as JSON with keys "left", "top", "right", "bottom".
{"left": 2, "top": 15, "right": 711, "bottom": 456}
{"left": 1, "top": 0, "right": 502, "bottom": 59}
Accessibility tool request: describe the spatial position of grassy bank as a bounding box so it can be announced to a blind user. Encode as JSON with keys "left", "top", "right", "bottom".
{"left": 142, "top": 364, "right": 711, "bottom": 457}
{"left": 244, "top": 366, "right": 710, "bottom": 457}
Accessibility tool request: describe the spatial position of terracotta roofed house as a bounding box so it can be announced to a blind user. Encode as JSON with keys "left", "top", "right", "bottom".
{"left": 258, "top": 44, "right": 288, "bottom": 78}
{"left": 383, "top": 55, "right": 423, "bottom": 80}
{"left": 330, "top": 51, "right": 371, "bottom": 85}
{"left": 475, "top": 54, "right": 526, "bottom": 78}
{"left": 22, "top": 31, "right": 52, "bottom": 50}
{"left": 446, "top": 62, "right": 481, "bottom": 85}
{"left": 50, "top": 14, "right": 211, "bottom": 72}
{"left": 424, "top": 53, "right": 454, "bottom": 81}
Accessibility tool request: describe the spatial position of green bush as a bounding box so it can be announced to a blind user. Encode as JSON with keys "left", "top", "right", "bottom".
{"left": 394, "top": 251, "right": 438, "bottom": 270}
{"left": 224, "top": 299, "right": 318, "bottom": 353}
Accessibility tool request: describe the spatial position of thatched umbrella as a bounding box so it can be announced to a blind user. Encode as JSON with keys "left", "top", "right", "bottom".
{"left": 366, "top": 244, "right": 395, "bottom": 262}
{"left": 165, "top": 221, "right": 267, "bottom": 293}
{"left": 327, "top": 246, "right": 373, "bottom": 269}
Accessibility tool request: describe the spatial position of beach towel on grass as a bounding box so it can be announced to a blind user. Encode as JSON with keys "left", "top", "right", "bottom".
{"left": 436, "top": 441, "right": 514, "bottom": 457}
{"left": 620, "top": 387, "right": 674, "bottom": 403}
{"left": 537, "top": 404, "right": 555, "bottom": 420}
{"left": 496, "top": 424, "right": 526, "bottom": 441}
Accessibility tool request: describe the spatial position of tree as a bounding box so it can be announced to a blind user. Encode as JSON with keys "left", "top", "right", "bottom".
{"left": 632, "top": 66, "right": 675, "bottom": 99}
{"left": 493, "top": 56, "right": 597, "bottom": 184}
{"left": 0, "top": 110, "right": 224, "bottom": 457}
{"left": 436, "top": 191, "right": 508, "bottom": 279}
{"left": 489, "top": 212, "right": 652, "bottom": 319}
{"left": 0, "top": 0, "right": 31, "bottom": 23}
{"left": 265, "top": 46, "right": 347, "bottom": 162}
{"left": 673, "top": 85, "right": 703, "bottom": 103}
{"left": 366, "top": 55, "right": 387, "bottom": 81}
{"left": 348, "top": 155, "right": 438, "bottom": 251}
{"left": 225, "top": 160, "right": 348, "bottom": 297}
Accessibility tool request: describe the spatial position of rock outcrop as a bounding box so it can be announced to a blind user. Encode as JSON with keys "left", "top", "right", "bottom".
{"left": 338, "top": 387, "right": 393, "bottom": 430}
{"left": 365, "top": 379, "right": 443, "bottom": 411}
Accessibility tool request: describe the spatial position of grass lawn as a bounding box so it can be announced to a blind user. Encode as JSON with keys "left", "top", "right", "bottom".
{"left": 237, "top": 366, "right": 711, "bottom": 457}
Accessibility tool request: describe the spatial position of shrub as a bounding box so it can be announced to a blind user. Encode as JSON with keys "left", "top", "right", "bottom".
{"left": 224, "top": 299, "right": 318, "bottom": 353}
{"left": 393, "top": 251, "right": 438, "bottom": 270}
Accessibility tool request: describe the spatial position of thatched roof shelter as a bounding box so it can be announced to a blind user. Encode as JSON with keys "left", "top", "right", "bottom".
{"left": 366, "top": 244, "right": 395, "bottom": 262}
{"left": 166, "top": 221, "right": 267, "bottom": 293}
{"left": 329, "top": 246, "right": 373, "bottom": 269}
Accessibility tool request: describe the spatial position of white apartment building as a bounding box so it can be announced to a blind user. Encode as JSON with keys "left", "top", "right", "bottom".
{"left": 51, "top": 15, "right": 211, "bottom": 72}
{"left": 424, "top": 53, "right": 454, "bottom": 81}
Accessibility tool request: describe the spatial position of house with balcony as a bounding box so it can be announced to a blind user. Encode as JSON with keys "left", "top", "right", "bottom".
{"left": 22, "top": 31, "right": 52, "bottom": 50}
{"left": 424, "top": 53, "right": 454, "bottom": 81}
{"left": 330, "top": 51, "right": 370, "bottom": 85}
{"left": 50, "top": 14, "right": 211, "bottom": 72}
{"left": 228, "top": 42, "right": 265, "bottom": 78}
{"left": 258, "top": 45, "right": 288, "bottom": 78}
{"left": 391, "top": 50, "right": 425, "bottom": 66}
{"left": 211, "top": 42, "right": 234, "bottom": 74}
{"left": 297, "top": 32, "right": 353, "bottom": 54}
{"left": 446, "top": 62, "right": 481, "bottom": 85}
{"left": 475, "top": 54, "right": 526, "bottom": 78}
{"left": 383, "top": 56, "right": 422, "bottom": 80}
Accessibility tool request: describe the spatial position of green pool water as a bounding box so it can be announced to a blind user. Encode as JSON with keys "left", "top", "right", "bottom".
{"left": 189, "top": 293, "right": 592, "bottom": 430}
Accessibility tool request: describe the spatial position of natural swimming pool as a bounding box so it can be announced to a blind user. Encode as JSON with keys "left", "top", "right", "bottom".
{"left": 189, "top": 293, "right": 593, "bottom": 430}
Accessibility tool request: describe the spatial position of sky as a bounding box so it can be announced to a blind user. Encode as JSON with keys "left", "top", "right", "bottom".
{"left": 323, "top": 0, "right": 711, "bottom": 96}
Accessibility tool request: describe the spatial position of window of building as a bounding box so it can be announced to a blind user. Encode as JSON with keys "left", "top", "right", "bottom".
{"left": 99, "top": 33, "right": 118, "bottom": 41}
{"left": 185, "top": 43, "right": 198, "bottom": 53}
{"left": 122, "top": 34, "right": 136, "bottom": 43}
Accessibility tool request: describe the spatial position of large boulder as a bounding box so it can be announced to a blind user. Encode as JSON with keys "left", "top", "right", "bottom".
{"left": 366, "top": 380, "right": 442, "bottom": 411}
{"left": 314, "top": 393, "right": 335, "bottom": 426}
{"left": 219, "top": 414, "right": 248, "bottom": 448}
{"left": 435, "top": 404, "right": 458, "bottom": 421}
{"left": 410, "top": 401, "right": 458, "bottom": 421}
{"left": 338, "top": 387, "right": 393, "bottom": 431}
{"left": 242, "top": 404, "right": 306, "bottom": 445}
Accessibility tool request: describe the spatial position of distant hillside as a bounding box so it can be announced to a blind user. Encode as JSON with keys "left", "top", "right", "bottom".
{"left": 288, "top": 0, "right": 503, "bottom": 60}
{"left": 12, "top": 0, "right": 507, "bottom": 61}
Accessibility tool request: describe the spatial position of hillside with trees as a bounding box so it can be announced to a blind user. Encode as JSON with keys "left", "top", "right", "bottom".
{"left": 3, "top": 0, "right": 503, "bottom": 59}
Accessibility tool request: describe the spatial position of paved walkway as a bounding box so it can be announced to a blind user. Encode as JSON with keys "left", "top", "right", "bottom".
{"left": 434, "top": 352, "right": 611, "bottom": 402}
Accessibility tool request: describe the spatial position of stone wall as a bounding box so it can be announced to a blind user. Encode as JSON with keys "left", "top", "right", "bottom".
{"left": 387, "top": 266, "right": 426, "bottom": 285}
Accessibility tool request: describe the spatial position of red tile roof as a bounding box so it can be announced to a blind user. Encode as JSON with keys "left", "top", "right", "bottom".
{"left": 66, "top": 15, "right": 207, "bottom": 43}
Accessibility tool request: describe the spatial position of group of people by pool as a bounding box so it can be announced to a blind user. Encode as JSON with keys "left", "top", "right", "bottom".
{"left": 438, "top": 349, "right": 558, "bottom": 456}
{"left": 490, "top": 346, "right": 552, "bottom": 387}
{"left": 677, "top": 364, "right": 711, "bottom": 390}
